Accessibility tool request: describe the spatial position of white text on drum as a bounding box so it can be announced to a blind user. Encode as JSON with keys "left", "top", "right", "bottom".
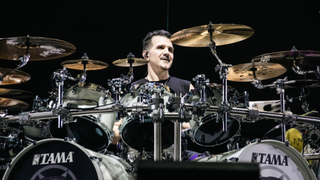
{"left": 251, "top": 152, "right": 289, "bottom": 166}
{"left": 32, "top": 152, "right": 74, "bottom": 165}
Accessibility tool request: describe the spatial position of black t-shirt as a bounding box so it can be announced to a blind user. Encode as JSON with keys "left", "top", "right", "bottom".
{"left": 131, "top": 76, "right": 191, "bottom": 96}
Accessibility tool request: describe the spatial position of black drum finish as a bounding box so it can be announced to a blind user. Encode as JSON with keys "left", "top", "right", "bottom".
{"left": 121, "top": 116, "right": 174, "bottom": 151}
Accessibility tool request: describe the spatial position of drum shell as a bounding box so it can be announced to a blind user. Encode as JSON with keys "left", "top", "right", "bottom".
{"left": 63, "top": 82, "right": 112, "bottom": 109}
{"left": 194, "top": 140, "right": 317, "bottom": 180}
{"left": 2, "top": 138, "right": 136, "bottom": 180}
{"left": 119, "top": 84, "right": 174, "bottom": 151}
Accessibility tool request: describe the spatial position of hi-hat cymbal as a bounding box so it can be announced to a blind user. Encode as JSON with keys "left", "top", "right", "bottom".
{"left": 251, "top": 50, "right": 320, "bottom": 70}
{"left": 228, "top": 62, "right": 287, "bottom": 82}
{"left": 170, "top": 23, "right": 254, "bottom": 47}
{"left": 61, "top": 59, "right": 109, "bottom": 70}
{"left": 0, "top": 68, "right": 31, "bottom": 85}
{"left": 113, "top": 58, "right": 148, "bottom": 67}
{"left": 0, "top": 36, "right": 76, "bottom": 61}
{"left": 0, "top": 88, "right": 34, "bottom": 99}
{"left": 0, "top": 97, "right": 29, "bottom": 114}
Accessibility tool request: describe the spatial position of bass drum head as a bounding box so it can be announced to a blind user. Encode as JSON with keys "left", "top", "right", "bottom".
{"left": 192, "top": 114, "right": 240, "bottom": 147}
{"left": 3, "top": 139, "right": 96, "bottom": 180}
{"left": 50, "top": 116, "right": 111, "bottom": 152}
{"left": 197, "top": 140, "right": 317, "bottom": 180}
{"left": 121, "top": 117, "right": 174, "bottom": 151}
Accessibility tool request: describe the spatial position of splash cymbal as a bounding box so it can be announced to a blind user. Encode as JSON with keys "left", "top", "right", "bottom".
{"left": 61, "top": 59, "right": 109, "bottom": 70}
{"left": 113, "top": 58, "right": 148, "bottom": 67}
{"left": 170, "top": 23, "right": 254, "bottom": 47}
{"left": 228, "top": 62, "right": 287, "bottom": 82}
{"left": 0, "top": 68, "right": 31, "bottom": 85}
{"left": 0, "top": 36, "right": 76, "bottom": 61}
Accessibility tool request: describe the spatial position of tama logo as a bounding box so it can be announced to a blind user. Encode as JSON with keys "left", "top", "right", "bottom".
{"left": 32, "top": 152, "right": 74, "bottom": 165}
{"left": 251, "top": 152, "right": 288, "bottom": 166}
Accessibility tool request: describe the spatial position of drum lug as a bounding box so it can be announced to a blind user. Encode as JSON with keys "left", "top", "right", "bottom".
{"left": 90, "top": 156, "right": 102, "bottom": 163}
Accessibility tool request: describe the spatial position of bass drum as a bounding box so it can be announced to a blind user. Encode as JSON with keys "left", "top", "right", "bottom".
{"left": 119, "top": 83, "right": 174, "bottom": 151}
{"left": 2, "top": 138, "right": 136, "bottom": 180}
{"left": 193, "top": 140, "right": 317, "bottom": 180}
{"left": 185, "top": 83, "right": 241, "bottom": 147}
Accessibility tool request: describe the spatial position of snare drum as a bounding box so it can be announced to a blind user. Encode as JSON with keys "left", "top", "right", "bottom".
{"left": 193, "top": 140, "right": 317, "bottom": 180}
{"left": 2, "top": 138, "right": 136, "bottom": 180}
{"left": 119, "top": 83, "right": 174, "bottom": 151}
{"left": 185, "top": 83, "right": 241, "bottom": 147}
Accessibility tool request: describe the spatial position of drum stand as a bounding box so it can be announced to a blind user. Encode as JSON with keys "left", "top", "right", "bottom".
{"left": 52, "top": 67, "right": 76, "bottom": 129}
{"left": 252, "top": 77, "right": 296, "bottom": 142}
{"left": 207, "top": 22, "right": 232, "bottom": 132}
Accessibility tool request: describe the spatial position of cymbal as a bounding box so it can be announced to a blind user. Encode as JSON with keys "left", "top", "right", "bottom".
{"left": 283, "top": 79, "right": 320, "bottom": 89}
{"left": 170, "top": 23, "right": 254, "bottom": 47}
{"left": 251, "top": 50, "right": 320, "bottom": 70}
{"left": 113, "top": 58, "right": 148, "bottom": 67}
{"left": 228, "top": 62, "right": 287, "bottom": 82}
{"left": 0, "top": 68, "right": 31, "bottom": 85}
{"left": 0, "top": 88, "right": 34, "bottom": 99}
{"left": 0, "top": 36, "right": 76, "bottom": 61}
{"left": 0, "top": 97, "right": 29, "bottom": 114}
{"left": 61, "top": 59, "right": 109, "bottom": 70}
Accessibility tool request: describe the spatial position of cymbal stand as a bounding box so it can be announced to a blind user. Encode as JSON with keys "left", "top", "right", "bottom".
{"left": 52, "top": 67, "right": 74, "bottom": 129}
{"left": 0, "top": 36, "right": 30, "bottom": 83}
{"left": 252, "top": 77, "right": 296, "bottom": 142}
{"left": 207, "top": 22, "right": 232, "bottom": 132}
{"left": 77, "top": 53, "right": 88, "bottom": 83}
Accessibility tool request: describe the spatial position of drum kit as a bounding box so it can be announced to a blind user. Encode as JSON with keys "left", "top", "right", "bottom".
{"left": 0, "top": 22, "right": 319, "bottom": 179}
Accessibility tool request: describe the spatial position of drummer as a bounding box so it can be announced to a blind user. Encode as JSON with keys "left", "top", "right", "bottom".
{"left": 111, "top": 29, "right": 194, "bottom": 149}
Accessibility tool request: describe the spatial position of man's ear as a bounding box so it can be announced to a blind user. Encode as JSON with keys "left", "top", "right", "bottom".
{"left": 142, "top": 50, "right": 149, "bottom": 59}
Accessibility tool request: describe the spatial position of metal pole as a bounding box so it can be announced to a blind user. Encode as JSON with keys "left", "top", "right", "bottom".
{"left": 173, "top": 121, "right": 181, "bottom": 161}
{"left": 154, "top": 122, "right": 162, "bottom": 161}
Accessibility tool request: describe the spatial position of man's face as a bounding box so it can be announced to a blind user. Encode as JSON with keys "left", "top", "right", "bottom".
{"left": 146, "top": 36, "right": 174, "bottom": 72}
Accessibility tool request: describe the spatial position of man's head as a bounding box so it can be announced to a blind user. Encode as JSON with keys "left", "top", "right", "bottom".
{"left": 142, "top": 30, "right": 174, "bottom": 73}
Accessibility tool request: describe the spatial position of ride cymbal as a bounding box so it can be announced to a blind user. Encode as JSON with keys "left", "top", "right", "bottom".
{"left": 61, "top": 59, "right": 109, "bottom": 70}
{"left": 0, "top": 68, "right": 31, "bottom": 85}
{"left": 228, "top": 62, "right": 287, "bottom": 82}
{"left": 251, "top": 50, "right": 320, "bottom": 71}
{"left": 170, "top": 23, "right": 254, "bottom": 47}
{"left": 113, "top": 58, "right": 148, "bottom": 67}
{"left": 0, "top": 36, "right": 76, "bottom": 61}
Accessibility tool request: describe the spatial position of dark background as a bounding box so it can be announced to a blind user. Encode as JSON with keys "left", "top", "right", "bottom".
{"left": 0, "top": 1, "right": 320, "bottom": 152}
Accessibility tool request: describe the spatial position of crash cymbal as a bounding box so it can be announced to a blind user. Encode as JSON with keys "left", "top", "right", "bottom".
{"left": 0, "top": 97, "right": 29, "bottom": 114}
{"left": 61, "top": 59, "right": 109, "bottom": 70}
{"left": 0, "top": 36, "right": 76, "bottom": 61}
{"left": 170, "top": 23, "right": 254, "bottom": 47}
{"left": 0, "top": 88, "right": 34, "bottom": 99}
{"left": 113, "top": 58, "right": 148, "bottom": 67}
{"left": 0, "top": 68, "right": 31, "bottom": 85}
{"left": 251, "top": 50, "right": 320, "bottom": 70}
{"left": 228, "top": 62, "right": 287, "bottom": 82}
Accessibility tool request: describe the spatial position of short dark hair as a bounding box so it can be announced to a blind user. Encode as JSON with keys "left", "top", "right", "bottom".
{"left": 142, "top": 30, "right": 171, "bottom": 51}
